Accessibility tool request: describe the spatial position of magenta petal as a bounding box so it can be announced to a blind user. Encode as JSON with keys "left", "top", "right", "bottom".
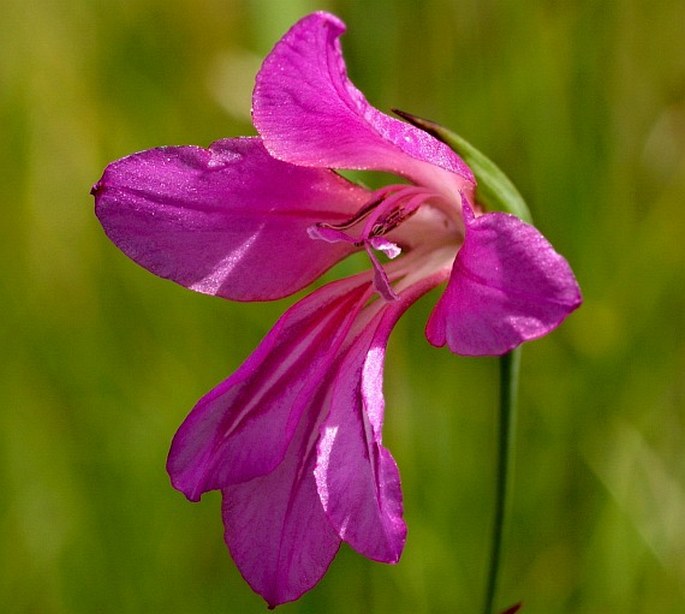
{"left": 167, "top": 275, "right": 372, "bottom": 501}
{"left": 426, "top": 205, "right": 582, "bottom": 356}
{"left": 93, "top": 137, "right": 368, "bottom": 301}
{"left": 253, "top": 12, "right": 474, "bottom": 197}
{"left": 315, "top": 281, "right": 436, "bottom": 562}
{"left": 222, "top": 386, "right": 341, "bottom": 608}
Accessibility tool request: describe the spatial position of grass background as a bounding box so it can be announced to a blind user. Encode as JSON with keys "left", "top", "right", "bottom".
{"left": 2, "top": 0, "right": 684, "bottom": 612}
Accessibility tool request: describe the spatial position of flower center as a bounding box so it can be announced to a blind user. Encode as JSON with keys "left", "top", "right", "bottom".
{"left": 307, "top": 185, "right": 448, "bottom": 300}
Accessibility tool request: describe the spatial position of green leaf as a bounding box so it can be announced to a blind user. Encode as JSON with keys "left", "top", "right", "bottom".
{"left": 394, "top": 109, "right": 533, "bottom": 224}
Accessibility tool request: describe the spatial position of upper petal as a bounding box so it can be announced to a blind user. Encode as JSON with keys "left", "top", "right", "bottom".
{"left": 252, "top": 12, "right": 474, "bottom": 199}
{"left": 93, "top": 137, "right": 368, "bottom": 301}
{"left": 426, "top": 205, "right": 582, "bottom": 356}
{"left": 167, "top": 274, "right": 373, "bottom": 501}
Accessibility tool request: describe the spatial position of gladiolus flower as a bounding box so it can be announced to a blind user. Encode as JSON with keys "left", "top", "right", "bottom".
{"left": 92, "top": 11, "right": 581, "bottom": 607}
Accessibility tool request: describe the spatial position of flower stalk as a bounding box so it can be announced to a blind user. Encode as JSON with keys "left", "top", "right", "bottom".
{"left": 485, "top": 348, "right": 520, "bottom": 614}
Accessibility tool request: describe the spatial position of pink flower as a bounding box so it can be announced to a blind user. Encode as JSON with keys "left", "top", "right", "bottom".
{"left": 92, "top": 11, "right": 581, "bottom": 607}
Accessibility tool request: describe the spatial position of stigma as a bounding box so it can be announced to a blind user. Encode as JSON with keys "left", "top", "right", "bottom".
{"left": 307, "top": 185, "right": 448, "bottom": 300}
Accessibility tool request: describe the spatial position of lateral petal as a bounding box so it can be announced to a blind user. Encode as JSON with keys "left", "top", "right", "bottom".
{"left": 426, "top": 205, "right": 582, "bottom": 356}
{"left": 315, "top": 279, "right": 438, "bottom": 562}
{"left": 222, "top": 384, "right": 341, "bottom": 608}
{"left": 93, "top": 137, "right": 368, "bottom": 301}
{"left": 253, "top": 12, "right": 474, "bottom": 199}
{"left": 167, "top": 275, "right": 373, "bottom": 501}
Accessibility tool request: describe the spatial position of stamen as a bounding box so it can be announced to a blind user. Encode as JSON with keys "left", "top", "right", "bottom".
{"left": 314, "top": 186, "right": 401, "bottom": 232}
{"left": 362, "top": 186, "right": 439, "bottom": 239}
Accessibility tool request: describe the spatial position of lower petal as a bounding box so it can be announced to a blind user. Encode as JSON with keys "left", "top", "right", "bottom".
{"left": 426, "top": 205, "right": 582, "bottom": 356}
{"left": 315, "top": 279, "right": 437, "bottom": 562}
{"left": 222, "top": 386, "right": 341, "bottom": 608}
{"left": 167, "top": 275, "right": 372, "bottom": 501}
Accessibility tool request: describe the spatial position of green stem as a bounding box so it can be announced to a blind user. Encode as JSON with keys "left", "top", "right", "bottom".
{"left": 483, "top": 348, "right": 521, "bottom": 614}
{"left": 393, "top": 110, "right": 528, "bottom": 613}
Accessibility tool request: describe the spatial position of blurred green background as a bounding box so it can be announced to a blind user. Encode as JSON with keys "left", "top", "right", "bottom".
{"left": 2, "top": 0, "right": 684, "bottom": 612}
